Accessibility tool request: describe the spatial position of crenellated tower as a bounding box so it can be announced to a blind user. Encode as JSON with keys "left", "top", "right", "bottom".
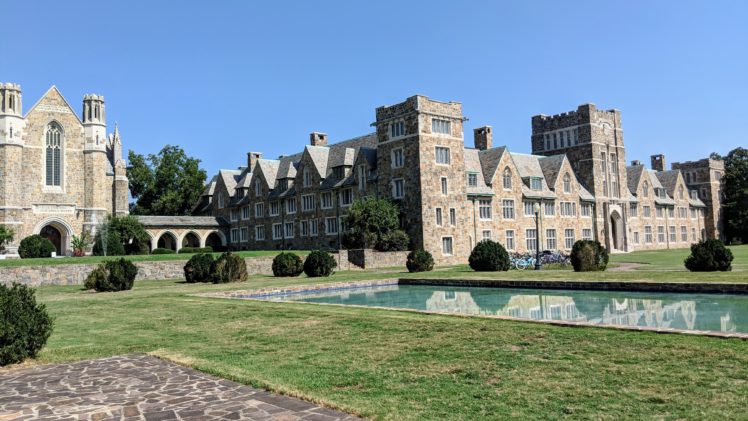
{"left": 82, "top": 94, "right": 110, "bottom": 235}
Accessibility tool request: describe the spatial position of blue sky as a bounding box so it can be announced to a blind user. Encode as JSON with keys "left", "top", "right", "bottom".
{"left": 2, "top": 0, "right": 746, "bottom": 176}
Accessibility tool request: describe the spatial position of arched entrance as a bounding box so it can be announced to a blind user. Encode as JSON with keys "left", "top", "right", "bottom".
{"left": 40, "top": 225, "right": 62, "bottom": 255}
{"left": 156, "top": 232, "right": 178, "bottom": 251}
{"left": 182, "top": 232, "right": 200, "bottom": 249}
{"left": 205, "top": 231, "right": 225, "bottom": 251}
{"left": 610, "top": 210, "right": 624, "bottom": 251}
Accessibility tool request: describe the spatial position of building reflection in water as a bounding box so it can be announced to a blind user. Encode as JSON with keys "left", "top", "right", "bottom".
{"left": 424, "top": 291, "right": 734, "bottom": 333}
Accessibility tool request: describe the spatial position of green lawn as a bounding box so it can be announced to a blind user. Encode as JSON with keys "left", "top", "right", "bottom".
{"left": 0, "top": 249, "right": 303, "bottom": 267}
{"left": 8, "top": 246, "right": 746, "bottom": 419}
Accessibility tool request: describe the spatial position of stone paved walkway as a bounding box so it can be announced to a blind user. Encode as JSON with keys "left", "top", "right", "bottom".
{"left": 0, "top": 354, "right": 361, "bottom": 421}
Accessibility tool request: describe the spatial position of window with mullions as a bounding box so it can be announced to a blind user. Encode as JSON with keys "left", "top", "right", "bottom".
{"left": 432, "top": 119, "right": 451, "bottom": 135}
{"left": 46, "top": 122, "right": 63, "bottom": 186}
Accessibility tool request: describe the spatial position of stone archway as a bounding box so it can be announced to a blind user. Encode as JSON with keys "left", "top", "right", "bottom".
{"left": 182, "top": 232, "right": 200, "bottom": 249}
{"left": 610, "top": 210, "right": 624, "bottom": 251}
{"left": 205, "top": 231, "right": 226, "bottom": 251}
{"left": 34, "top": 217, "right": 73, "bottom": 256}
{"left": 156, "top": 232, "right": 178, "bottom": 251}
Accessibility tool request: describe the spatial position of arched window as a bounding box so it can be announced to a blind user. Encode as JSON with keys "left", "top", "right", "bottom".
{"left": 642, "top": 181, "right": 649, "bottom": 198}
{"left": 303, "top": 167, "right": 311, "bottom": 187}
{"left": 563, "top": 173, "right": 571, "bottom": 193}
{"left": 502, "top": 167, "right": 512, "bottom": 189}
{"left": 45, "top": 122, "right": 62, "bottom": 186}
{"left": 254, "top": 179, "right": 262, "bottom": 196}
{"left": 679, "top": 185, "right": 684, "bottom": 200}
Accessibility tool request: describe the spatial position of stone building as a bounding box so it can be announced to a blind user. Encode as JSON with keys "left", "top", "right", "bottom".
{"left": 671, "top": 157, "right": 724, "bottom": 241}
{"left": 195, "top": 95, "right": 719, "bottom": 264}
{"left": 0, "top": 84, "right": 129, "bottom": 256}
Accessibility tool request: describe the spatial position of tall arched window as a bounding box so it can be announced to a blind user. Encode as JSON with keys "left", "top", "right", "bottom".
{"left": 563, "top": 173, "right": 571, "bottom": 193}
{"left": 254, "top": 179, "right": 262, "bottom": 196}
{"left": 679, "top": 185, "right": 684, "bottom": 200}
{"left": 45, "top": 122, "right": 62, "bottom": 186}
{"left": 502, "top": 167, "right": 512, "bottom": 189}
{"left": 642, "top": 181, "right": 649, "bottom": 198}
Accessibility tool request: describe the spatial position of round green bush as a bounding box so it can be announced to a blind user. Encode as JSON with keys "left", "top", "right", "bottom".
{"left": 376, "top": 229, "right": 410, "bottom": 252}
{"left": 151, "top": 248, "right": 176, "bottom": 255}
{"left": 406, "top": 249, "right": 434, "bottom": 273}
{"left": 84, "top": 258, "right": 138, "bottom": 292}
{"left": 570, "top": 240, "right": 609, "bottom": 272}
{"left": 684, "top": 239, "right": 733, "bottom": 272}
{"left": 303, "top": 250, "right": 337, "bottom": 277}
{"left": 272, "top": 252, "right": 304, "bottom": 277}
{"left": 0, "top": 283, "right": 54, "bottom": 366}
{"left": 183, "top": 253, "right": 215, "bottom": 283}
{"left": 18, "top": 235, "right": 56, "bottom": 259}
{"left": 469, "top": 240, "right": 510, "bottom": 271}
{"left": 211, "top": 252, "right": 247, "bottom": 283}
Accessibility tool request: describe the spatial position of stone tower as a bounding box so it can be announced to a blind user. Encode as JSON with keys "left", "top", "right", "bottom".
{"left": 111, "top": 124, "right": 129, "bottom": 216}
{"left": 0, "top": 83, "right": 25, "bottom": 243}
{"left": 82, "top": 94, "right": 110, "bottom": 236}
{"left": 531, "top": 104, "right": 629, "bottom": 252}
{"left": 373, "top": 95, "right": 468, "bottom": 264}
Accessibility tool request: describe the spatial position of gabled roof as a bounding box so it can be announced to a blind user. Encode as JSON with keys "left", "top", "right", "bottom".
{"left": 304, "top": 145, "right": 330, "bottom": 177}
{"left": 464, "top": 148, "right": 493, "bottom": 196}
{"left": 256, "top": 159, "right": 280, "bottom": 186}
{"left": 538, "top": 154, "right": 567, "bottom": 187}
{"left": 24, "top": 85, "right": 83, "bottom": 124}
{"left": 510, "top": 153, "right": 556, "bottom": 199}
{"left": 656, "top": 170, "right": 681, "bottom": 196}
{"left": 477, "top": 146, "right": 507, "bottom": 185}
{"left": 626, "top": 165, "right": 646, "bottom": 195}
{"left": 201, "top": 175, "right": 218, "bottom": 197}
{"left": 218, "top": 169, "right": 242, "bottom": 194}
{"left": 277, "top": 154, "right": 301, "bottom": 179}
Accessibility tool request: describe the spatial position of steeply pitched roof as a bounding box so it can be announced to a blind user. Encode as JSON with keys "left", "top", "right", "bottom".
{"left": 464, "top": 148, "right": 494, "bottom": 196}
{"left": 257, "top": 159, "right": 280, "bottom": 186}
{"left": 477, "top": 146, "right": 507, "bottom": 184}
{"left": 538, "top": 154, "right": 567, "bottom": 187}
{"left": 218, "top": 169, "right": 242, "bottom": 194}
{"left": 656, "top": 170, "right": 681, "bottom": 196}
{"left": 277, "top": 154, "right": 301, "bottom": 179}
{"left": 305, "top": 145, "right": 330, "bottom": 177}
{"left": 626, "top": 164, "right": 646, "bottom": 195}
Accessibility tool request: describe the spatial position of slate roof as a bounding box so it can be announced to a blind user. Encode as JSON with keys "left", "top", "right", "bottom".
{"left": 510, "top": 153, "right": 557, "bottom": 199}
{"left": 477, "top": 146, "right": 506, "bottom": 185}
{"left": 626, "top": 165, "right": 646, "bottom": 195}
{"left": 136, "top": 215, "right": 228, "bottom": 227}
{"left": 464, "top": 148, "right": 494, "bottom": 196}
{"left": 538, "top": 154, "right": 567, "bottom": 187}
{"left": 656, "top": 170, "right": 681, "bottom": 196}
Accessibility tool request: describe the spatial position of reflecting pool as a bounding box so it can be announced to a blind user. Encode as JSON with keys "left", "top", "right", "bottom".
{"left": 254, "top": 284, "right": 748, "bottom": 334}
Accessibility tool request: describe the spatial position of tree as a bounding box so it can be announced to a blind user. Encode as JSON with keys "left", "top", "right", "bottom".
{"left": 342, "top": 197, "right": 410, "bottom": 251}
{"left": 721, "top": 147, "right": 748, "bottom": 243}
{"left": 92, "top": 215, "right": 150, "bottom": 256}
{"left": 0, "top": 226, "right": 13, "bottom": 254}
{"left": 127, "top": 145, "right": 207, "bottom": 215}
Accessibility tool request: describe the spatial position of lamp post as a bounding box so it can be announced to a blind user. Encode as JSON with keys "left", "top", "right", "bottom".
{"left": 533, "top": 202, "right": 542, "bottom": 270}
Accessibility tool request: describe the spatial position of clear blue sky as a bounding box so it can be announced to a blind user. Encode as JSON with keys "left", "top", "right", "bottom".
{"left": 2, "top": 0, "right": 746, "bottom": 177}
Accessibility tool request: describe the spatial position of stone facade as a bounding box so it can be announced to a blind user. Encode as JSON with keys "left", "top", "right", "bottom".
{"left": 0, "top": 84, "right": 128, "bottom": 256}
{"left": 195, "top": 95, "right": 720, "bottom": 264}
{"left": 671, "top": 157, "right": 724, "bottom": 240}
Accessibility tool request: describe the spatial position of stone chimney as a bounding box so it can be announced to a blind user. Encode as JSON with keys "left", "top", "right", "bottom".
{"left": 473, "top": 126, "right": 493, "bottom": 151}
{"left": 247, "top": 152, "right": 262, "bottom": 170}
{"left": 310, "top": 132, "right": 328, "bottom": 146}
{"left": 651, "top": 154, "right": 666, "bottom": 172}
{"left": 631, "top": 160, "right": 641, "bottom": 166}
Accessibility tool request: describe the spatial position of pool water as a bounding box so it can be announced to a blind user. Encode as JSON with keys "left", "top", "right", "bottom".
{"left": 257, "top": 284, "right": 748, "bottom": 334}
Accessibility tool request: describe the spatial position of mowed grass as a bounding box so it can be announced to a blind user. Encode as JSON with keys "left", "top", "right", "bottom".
{"left": 0, "top": 249, "right": 305, "bottom": 267}
{"left": 14, "top": 246, "right": 748, "bottom": 419}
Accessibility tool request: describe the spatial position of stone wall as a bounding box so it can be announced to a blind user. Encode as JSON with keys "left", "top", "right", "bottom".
{"left": 0, "top": 250, "right": 410, "bottom": 287}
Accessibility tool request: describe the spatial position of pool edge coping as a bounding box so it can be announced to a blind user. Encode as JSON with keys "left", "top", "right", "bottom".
{"left": 195, "top": 278, "right": 748, "bottom": 340}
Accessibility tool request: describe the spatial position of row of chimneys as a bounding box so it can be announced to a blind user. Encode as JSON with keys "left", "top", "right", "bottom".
{"left": 631, "top": 154, "right": 667, "bottom": 171}
{"left": 245, "top": 132, "right": 330, "bottom": 169}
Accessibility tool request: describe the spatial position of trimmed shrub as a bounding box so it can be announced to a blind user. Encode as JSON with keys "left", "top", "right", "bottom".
{"left": 92, "top": 230, "right": 125, "bottom": 257}
{"left": 0, "top": 283, "right": 54, "bottom": 366}
{"left": 570, "top": 240, "right": 609, "bottom": 272}
{"left": 406, "top": 249, "right": 434, "bottom": 273}
{"left": 84, "top": 258, "right": 138, "bottom": 292}
{"left": 684, "top": 239, "right": 734, "bottom": 272}
{"left": 303, "top": 250, "right": 337, "bottom": 277}
{"left": 183, "top": 253, "right": 215, "bottom": 283}
{"left": 376, "top": 229, "right": 410, "bottom": 252}
{"left": 178, "top": 246, "right": 213, "bottom": 254}
{"left": 469, "top": 240, "right": 510, "bottom": 271}
{"left": 151, "top": 248, "right": 176, "bottom": 255}
{"left": 18, "top": 235, "right": 56, "bottom": 259}
{"left": 272, "top": 252, "right": 304, "bottom": 277}
{"left": 211, "top": 252, "right": 247, "bottom": 283}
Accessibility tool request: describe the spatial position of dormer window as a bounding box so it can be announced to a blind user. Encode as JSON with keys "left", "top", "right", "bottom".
{"left": 467, "top": 172, "right": 478, "bottom": 187}
{"left": 530, "top": 177, "right": 542, "bottom": 191}
{"left": 390, "top": 120, "right": 405, "bottom": 138}
{"left": 303, "top": 167, "right": 312, "bottom": 187}
{"left": 254, "top": 179, "right": 262, "bottom": 196}
{"left": 278, "top": 179, "right": 288, "bottom": 191}
{"left": 563, "top": 173, "right": 571, "bottom": 193}
{"left": 333, "top": 167, "right": 344, "bottom": 179}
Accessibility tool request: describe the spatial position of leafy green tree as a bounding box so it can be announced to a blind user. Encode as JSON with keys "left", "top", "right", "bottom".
{"left": 721, "top": 147, "right": 748, "bottom": 243}
{"left": 92, "top": 215, "right": 150, "bottom": 256}
{"left": 128, "top": 145, "right": 207, "bottom": 215}
{"left": 0, "top": 226, "right": 14, "bottom": 253}
{"left": 343, "top": 197, "right": 410, "bottom": 251}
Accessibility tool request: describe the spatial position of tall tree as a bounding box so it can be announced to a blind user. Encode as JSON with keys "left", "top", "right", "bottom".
{"left": 127, "top": 145, "right": 207, "bottom": 215}
{"left": 721, "top": 147, "right": 748, "bottom": 243}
